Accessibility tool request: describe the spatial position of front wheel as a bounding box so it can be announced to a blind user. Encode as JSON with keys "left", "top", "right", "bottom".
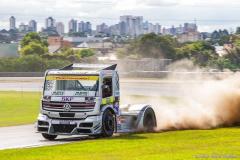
{"left": 143, "top": 107, "right": 157, "bottom": 132}
{"left": 101, "top": 109, "right": 115, "bottom": 137}
{"left": 42, "top": 133, "right": 57, "bottom": 141}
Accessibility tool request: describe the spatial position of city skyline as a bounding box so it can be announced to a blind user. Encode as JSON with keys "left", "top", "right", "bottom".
{"left": 0, "top": 0, "right": 240, "bottom": 32}
{"left": 1, "top": 15, "right": 234, "bottom": 35}
{"left": 1, "top": 15, "right": 238, "bottom": 33}
{"left": 5, "top": 15, "right": 200, "bottom": 36}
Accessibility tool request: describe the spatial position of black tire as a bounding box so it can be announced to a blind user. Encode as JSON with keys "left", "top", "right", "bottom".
{"left": 42, "top": 133, "right": 57, "bottom": 141}
{"left": 101, "top": 109, "right": 115, "bottom": 137}
{"left": 143, "top": 108, "right": 157, "bottom": 132}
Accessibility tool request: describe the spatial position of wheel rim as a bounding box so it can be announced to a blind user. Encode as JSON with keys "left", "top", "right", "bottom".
{"left": 102, "top": 110, "right": 115, "bottom": 136}
{"left": 143, "top": 108, "right": 156, "bottom": 132}
{"left": 105, "top": 114, "right": 114, "bottom": 131}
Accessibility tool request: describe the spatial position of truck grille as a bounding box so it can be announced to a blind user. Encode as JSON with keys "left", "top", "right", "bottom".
{"left": 42, "top": 101, "right": 95, "bottom": 112}
{"left": 52, "top": 124, "right": 77, "bottom": 133}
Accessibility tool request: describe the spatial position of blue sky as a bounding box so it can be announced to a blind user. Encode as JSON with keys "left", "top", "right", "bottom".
{"left": 0, "top": 0, "right": 240, "bottom": 32}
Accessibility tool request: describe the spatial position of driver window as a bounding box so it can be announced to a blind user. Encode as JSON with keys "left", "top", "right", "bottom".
{"left": 102, "top": 77, "right": 112, "bottom": 98}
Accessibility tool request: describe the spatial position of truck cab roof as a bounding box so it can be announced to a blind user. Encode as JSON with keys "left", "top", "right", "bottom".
{"left": 46, "top": 63, "right": 117, "bottom": 75}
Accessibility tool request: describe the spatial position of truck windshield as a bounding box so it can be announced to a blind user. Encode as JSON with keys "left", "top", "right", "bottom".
{"left": 44, "top": 75, "right": 99, "bottom": 92}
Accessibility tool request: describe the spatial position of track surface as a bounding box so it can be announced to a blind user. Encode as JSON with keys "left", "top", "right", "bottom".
{"left": 0, "top": 77, "right": 201, "bottom": 150}
{"left": 0, "top": 125, "right": 90, "bottom": 150}
{"left": 0, "top": 77, "right": 200, "bottom": 97}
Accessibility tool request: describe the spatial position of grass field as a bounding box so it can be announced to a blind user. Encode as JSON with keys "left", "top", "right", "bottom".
{"left": 0, "top": 91, "right": 178, "bottom": 127}
{"left": 0, "top": 91, "right": 41, "bottom": 127}
{"left": 0, "top": 128, "right": 240, "bottom": 160}
{"left": 0, "top": 92, "right": 240, "bottom": 159}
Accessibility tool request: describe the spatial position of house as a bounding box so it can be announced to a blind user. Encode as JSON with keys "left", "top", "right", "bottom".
{"left": 73, "top": 42, "right": 114, "bottom": 54}
{"left": 47, "top": 36, "right": 72, "bottom": 53}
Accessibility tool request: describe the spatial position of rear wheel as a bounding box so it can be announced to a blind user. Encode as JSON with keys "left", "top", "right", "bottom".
{"left": 42, "top": 133, "right": 57, "bottom": 141}
{"left": 143, "top": 108, "right": 157, "bottom": 132}
{"left": 101, "top": 109, "right": 115, "bottom": 137}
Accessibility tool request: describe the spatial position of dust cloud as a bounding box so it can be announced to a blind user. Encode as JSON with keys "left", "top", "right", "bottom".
{"left": 122, "top": 60, "right": 240, "bottom": 131}
{"left": 154, "top": 74, "right": 240, "bottom": 131}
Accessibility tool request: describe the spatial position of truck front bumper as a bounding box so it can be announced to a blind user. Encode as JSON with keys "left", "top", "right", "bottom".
{"left": 37, "top": 114, "right": 102, "bottom": 135}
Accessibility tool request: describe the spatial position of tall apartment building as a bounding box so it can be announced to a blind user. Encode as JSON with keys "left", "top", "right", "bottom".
{"left": 120, "top": 15, "right": 143, "bottom": 36}
{"left": 78, "top": 21, "right": 92, "bottom": 34}
{"left": 68, "top": 19, "right": 77, "bottom": 33}
{"left": 96, "top": 23, "right": 108, "bottom": 33}
{"left": 29, "top": 20, "right": 37, "bottom": 32}
{"left": 45, "top": 17, "right": 55, "bottom": 29}
{"left": 19, "top": 23, "right": 30, "bottom": 32}
{"left": 56, "top": 22, "right": 65, "bottom": 35}
{"left": 9, "top": 16, "right": 16, "bottom": 30}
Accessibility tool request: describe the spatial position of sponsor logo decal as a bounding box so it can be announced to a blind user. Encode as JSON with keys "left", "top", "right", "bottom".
{"left": 46, "top": 76, "right": 99, "bottom": 81}
{"left": 75, "top": 92, "right": 87, "bottom": 96}
{"left": 62, "top": 97, "right": 73, "bottom": 102}
{"left": 52, "top": 91, "right": 64, "bottom": 96}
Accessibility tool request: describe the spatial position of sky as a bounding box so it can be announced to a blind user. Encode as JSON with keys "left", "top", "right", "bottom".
{"left": 1, "top": 0, "right": 240, "bottom": 32}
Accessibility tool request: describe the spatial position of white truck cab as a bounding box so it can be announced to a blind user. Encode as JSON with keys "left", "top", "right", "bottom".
{"left": 37, "top": 64, "right": 156, "bottom": 140}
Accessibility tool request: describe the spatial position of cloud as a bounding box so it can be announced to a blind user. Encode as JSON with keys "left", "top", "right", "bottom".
{"left": 0, "top": 0, "right": 240, "bottom": 32}
{"left": 137, "top": 0, "right": 179, "bottom": 7}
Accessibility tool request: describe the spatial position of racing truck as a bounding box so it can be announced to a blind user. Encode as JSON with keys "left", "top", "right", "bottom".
{"left": 37, "top": 64, "right": 157, "bottom": 140}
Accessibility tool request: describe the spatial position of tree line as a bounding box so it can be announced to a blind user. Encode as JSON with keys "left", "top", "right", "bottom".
{"left": 117, "top": 33, "right": 240, "bottom": 71}
{"left": 0, "top": 32, "right": 96, "bottom": 72}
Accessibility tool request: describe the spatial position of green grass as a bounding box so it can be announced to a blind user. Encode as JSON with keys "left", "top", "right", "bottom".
{"left": 0, "top": 92, "right": 239, "bottom": 159}
{"left": 0, "top": 91, "right": 178, "bottom": 127}
{"left": 0, "top": 128, "right": 240, "bottom": 160}
{"left": 0, "top": 91, "right": 41, "bottom": 127}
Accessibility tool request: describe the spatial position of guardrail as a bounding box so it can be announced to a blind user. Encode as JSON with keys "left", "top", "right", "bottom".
{"left": 0, "top": 71, "right": 235, "bottom": 79}
{"left": 0, "top": 72, "right": 44, "bottom": 77}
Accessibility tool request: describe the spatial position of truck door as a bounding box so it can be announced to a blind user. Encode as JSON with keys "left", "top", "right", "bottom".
{"left": 102, "top": 76, "right": 113, "bottom": 98}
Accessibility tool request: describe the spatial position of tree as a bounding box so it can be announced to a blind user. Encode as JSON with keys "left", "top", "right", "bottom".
{"left": 20, "top": 42, "right": 48, "bottom": 56}
{"left": 118, "top": 33, "right": 178, "bottom": 59}
{"left": 20, "top": 32, "right": 48, "bottom": 56}
{"left": 176, "top": 41, "right": 216, "bottom": 67}
{"left": 21, "top": 32, "right": 47, "bottom": 47}
{"left": 79, "top": 49, "right": 95, "bottom": 58}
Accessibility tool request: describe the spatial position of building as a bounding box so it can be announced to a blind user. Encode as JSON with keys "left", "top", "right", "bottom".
{"left": 142, "top": 21, "right": 161, "bottom": 34}
{"left": 48, "top": 36, "right": 72, "bottom": 53}
{"left": 96, "top": 23, "right": 108, "bottom": 34}
{"left": 183, "top": 23, "right": 197, "bottom": 32}
{"left": 74, "top": 41, "right": 113, "bottom": 54}
{"left": 63, "top": 36, "right": 104, "bottom": 45}
{"left": 78, "top": 21, "right": 85, "bottom": 33}
{"left": 9, "top": 16, "right": 16, "bottom": 30}
{"left": 45, "top": 17, "right": 55, "bottom": 29}
{"left": 177, "top": 32, "right": 202, "bottom": 43}
{"left": 56, "top": 22, "right": 65, "bottom": 35}
{"left": 78, "top": 21, "right": 92, "bottom": 34}
{"left": 153, "top": 23, "right": 161, "bottom": 34}
{"left": 120, "top": 15, "right": 143, "bottom": 36}
{"left": 118, "top": 21, "right": 127, "bottom": 35}
{"left": 85, "top": 22, "right": 92, "bottom": 34}
{"left": 28, "top": 20, "right": 37, "bottom": 32}
{"left": 68, "top": 19, "right": 77, "bottom": 33}
{"left": 19, "top": 23, "right": 29, "bottom": 32}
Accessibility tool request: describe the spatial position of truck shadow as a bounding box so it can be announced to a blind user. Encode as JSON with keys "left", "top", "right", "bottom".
{"left": 51, "top": 133, "right": 148, "bottom": 142}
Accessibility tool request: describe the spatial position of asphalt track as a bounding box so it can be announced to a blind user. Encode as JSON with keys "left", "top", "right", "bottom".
{"left": 0, "top": 77, "right": 199, "bottom": 97}
{"left": 0, "top": 77, "right": 200, "bottom": 150}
